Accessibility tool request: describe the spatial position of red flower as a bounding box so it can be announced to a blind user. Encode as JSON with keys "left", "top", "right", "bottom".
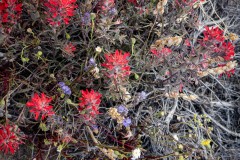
{"left": 0, "top": 124, "right": 24, "bottom": 154}
{"left": 203, "top": 26, "right": 225, "bottom": 43}
{"left": 63, "top": 42, "right": 76, "bottom": 56}
{"left": 150, "top": 47, "right": 172, "bottom": 57}
{"left": 213, "top": 41, "right": 235, "bottom": 60}
{"left": 26, "top": 93, "right": 55, "bottom": 120}
{"left": 202, "top": 26, "right": 235, "bottom": 61}
{"left": 44, "top": 0, "right": 77, "bottom": 26}
{"left": 0, "top": 0, "right": 22, "bottom": 26}
{"left": 102, "top": 50, "right": 131, "bottom": 79}
{"left": 184, "top": 39, "right": 191, "bottom": 47}
{"left": 128, "top": 0, "right": 139, "bottom": 6}
{"left": 222, "top": 42, "right": 235, "bottom": 61}
{"left": 218, "top": 64, "right": 235, "bottom": 77}
{"left": 79, "top": 89, "right": 102, "bottom": 121}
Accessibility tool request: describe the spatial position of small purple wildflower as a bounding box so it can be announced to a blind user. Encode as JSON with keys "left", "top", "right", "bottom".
{"left": 58, "top": 82, "right": 65, "bottom": 87}
{"left": 89, "top": 57, "right": 96, "bottom": 66}
{"left": 108, "top": 7, "right": 117, "bottom": 16}
{"left": 117, "top": 105, "right": 128, "bottom": 114}
{"left": 123, "top": 117, "right": 131, "bottom": 127}
{"left": 84, "top": 58, "right": 97, "bottom": 71}
{"left": 58, "top": 82, "right": 71, "bottom": 95}
{"left": 138, "top": 91, "right": 147, "bottom": 101}
{"left": 64, "top": 88, "right": 71, "bottom": 95}
{"left": 91, "top": 125, "right": 99, "bottom": 134}
{"left": 82, "top": 12, "right": 91, "bottom": 25}
{"left": 91, "top": 125, "right": 98, "bottom": 130}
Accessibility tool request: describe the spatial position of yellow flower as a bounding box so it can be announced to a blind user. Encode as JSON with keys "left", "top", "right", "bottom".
{"left": 201, "top": 139, "right": 211, "bottom": 147}
{"left": 178, "top": 155, "right": 185, "bottom": 160}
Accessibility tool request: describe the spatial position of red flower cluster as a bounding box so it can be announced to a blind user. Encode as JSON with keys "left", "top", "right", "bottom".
{"left": 102, "top": 50, "right": 131, "bottom": 80}
{"left": 203, "top": 26, "right": 225, "bottom": 43}
{"left": 150, "top": 47, "right": 172, "bottom": 58}
{"left": 218, "top": 64, "right": 235, "bottom": 78}
{"left": 0, "top": 124, "right": 24, "bottom": 154}
{"left": 44, "top": 0, "right": 77, "bottom": 26}
{"left": 184, "top": 39, "right": 191, "bottom": 46}
{"left": 0, "top": 0, "right": 22, "bottom": 26}
{"left": 128, "top": 0, "right": 138, "bottom": 6}
{"left": 79, "top": 89, "right": 102, "bottom": 121}
{"left": 63, "top": 42, "right": 76, "bottom": 56}
{"left": 221, "top": 42, "right": 235, "bottom": 61}
{"left": 203, "top": 26, "right": 235, "bottom": 61}
{"left": 26, "top": 93, "right": 55, "bottom": 120}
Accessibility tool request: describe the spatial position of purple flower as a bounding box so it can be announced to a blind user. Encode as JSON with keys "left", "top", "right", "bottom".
{"left": 64, "top": 89, "right": 71, "bottom": 95}
{"left": 117, "top": 105, "right": 128, "bottom": 114}
{"left": 58, "top": 82, "right": 65, "bottom": 87}
{"left": 123, "top": 117, "right": 131, "bottom": 127}
{"left": 91, "top": 125, "right": 98, "bottom": 130}
{"left": 58, "top": 82, "right": 71, "bottom": 95}
{"left": 82, "top": 12, "right": 91, "bottom": 25}
{"left": 84, "top": 58, "right": 96, "bottom": 71}
{"left": 138, "top": 91, "right": 147, "bottom": 101}
{"left": 89, "top": 57, "right": 96, "bottom": 66}
{"left": 62, "top": 86, "right": 71, "bottom": 95}
{"left": 108, "top": 7, "right": 117, "bottom": 16}
{"left": 91, "top": 125, "right": 99, "bottom": 134}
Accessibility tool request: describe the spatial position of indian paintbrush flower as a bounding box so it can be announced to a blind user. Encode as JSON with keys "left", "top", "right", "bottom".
{"left": 0, "top": 124, "right": 24, "bottom": 155}
{"left": 63, "top": 42, "right": 76, "bottom": 56}
{"left": 79, "top": 89, "right": 102, "bottom": 121}
{"left": 44, "top": 0, "right": 77, "bottom": 27}
{"left": 0, "top": 0, "right": 22, "bottom": 26}
{"left": 26, "top": 93, "right": 55, "bottom": 120}
{"left": 102, "top": 50, "right": 131, "bottom": 80}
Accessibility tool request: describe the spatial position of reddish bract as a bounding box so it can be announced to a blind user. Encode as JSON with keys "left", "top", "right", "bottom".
{"left": 202, "top": 26, "right": 235, "bottom": 61}
{"left": 184, "top": 39, "right": 191, "bottom": 47}
{"left": 128, "top": 0, "right": 138, "bottom": 6}
{"left": 63, "top": 42, "right": 76, "bottom": 56}
{"left": 150, "top": 47, "right": 172, "bottom": 57}
{"left": 203, "top": 26, "right": 225, "bottom": 43}
{"left": 26, "top": 93, "right": 55, "bottom": 120}
{"left": 79, "top": 89, "right": 102, "bottom": 121}
{"left": 0, "top": 0, "right": 22, "bottom": 26}
{"left": 0, "top": 124, "right": 24, "bottom": 155}
{"left": 102, "top": 50, "right": 131, "bottom": 80}
{"left": 44, "top": 0, "right": 77, "bottom": 27}
{"left": 218, "top": 64, "right": 235, "bottom": 77}
{"left": 222, "top": 42, "right": 235, "bottom": 61}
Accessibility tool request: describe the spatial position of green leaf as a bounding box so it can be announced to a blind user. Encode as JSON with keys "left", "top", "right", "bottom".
{"left": 39, "top": 122, "right": 49, "bottom": 132}
{"left": 134, "top": 73, "right": 139, "bottom": 80}
{"left": 44, "top": 139, "right": 51, "bottom": 145}
{"left": 57, "top": 144, "right": 64, "bottom": 152}
{"left": 21, "top": 57, "right": 29, "bottom": 63}
{"left": 66, "top": 33, "right": 71, "bottom": 40}
{"left": 60, "top": 93, "right": 65, "bottom": 98}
